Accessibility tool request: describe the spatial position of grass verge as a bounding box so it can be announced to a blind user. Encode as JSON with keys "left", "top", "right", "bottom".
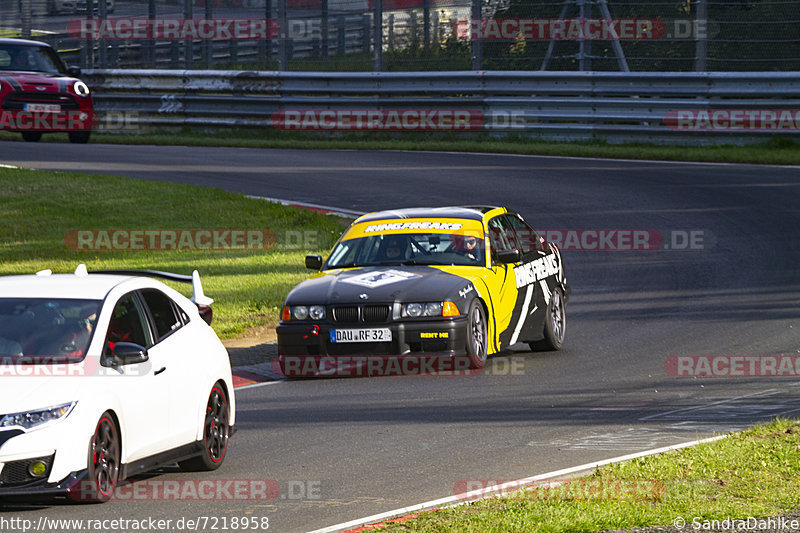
{"left": 3, "top": 130, "right": 799, "bottom": 166}
{"left": 374, "top": 419, "right": 800, "bottom": 532}
{"left": 0, "top": 167, "right": 348, "bottom": 338}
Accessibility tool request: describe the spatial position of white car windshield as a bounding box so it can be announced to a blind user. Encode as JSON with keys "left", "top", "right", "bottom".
{"left": 325, "top": 232, "right": 485, "bottom": 269}
{"left": 0, "top": 298, "right": 102, "bottom": 361}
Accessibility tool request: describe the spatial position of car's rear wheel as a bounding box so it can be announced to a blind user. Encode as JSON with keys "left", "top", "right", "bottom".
{"left": 529, "top": 287, "right": 566, "bottom": 351}
{"left": 69, "top": 131, "right": 91, "bottom": 144}
{"left": 179, "top": 384, "right": 230, "bottom": 471}
{"left": 465, "top": 299, "right": 488, "bottom": 369}
{"left": 21, "top": 132, "right": 42, "bottom": 142}
{"left": 84, "top": 413, "right": 120, "bottom": 503}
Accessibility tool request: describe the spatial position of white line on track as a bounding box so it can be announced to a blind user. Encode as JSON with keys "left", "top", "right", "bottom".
{"left": 638, "top": 388, "right": 778, "bottom": 421}
{"left": 307, "top": 434, "right": 727, "bottom": 533}
{"left": 395, "top": 149, "right": 800, "bottom": 169}
{"left": 245, "top": 195, "right": 363, "bottom": 217}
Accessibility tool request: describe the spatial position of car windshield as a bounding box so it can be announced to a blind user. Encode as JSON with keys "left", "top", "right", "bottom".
{"left": 325, "top": 232, "right": 486, "bottom": 268}
{"left": 0, "top": 44, "right": 66, "bottom": 74}
{"left": 0, "top": 298, "right": 102, "bottom": 362}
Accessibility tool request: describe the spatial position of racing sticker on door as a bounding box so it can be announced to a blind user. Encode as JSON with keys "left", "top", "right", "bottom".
{"left": 500, "top": 250, "right": 563, "bottom": 348}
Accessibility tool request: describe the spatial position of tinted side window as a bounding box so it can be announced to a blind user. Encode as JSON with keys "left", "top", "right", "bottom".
{"left": 104, "top": 294, "right": 150, "bottom": 354}
{"left": 141, "top": 289, "right": 182, "bottom": 342}
{"left": 488, "top": 216, "right": 514, "bottom": 252}
{"left": 504, "top": 214, "right": 540, "bottom": 254}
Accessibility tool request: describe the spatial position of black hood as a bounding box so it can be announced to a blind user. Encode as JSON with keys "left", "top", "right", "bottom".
{"left": 285, "top": 266, "right": 470, "bottom": 305}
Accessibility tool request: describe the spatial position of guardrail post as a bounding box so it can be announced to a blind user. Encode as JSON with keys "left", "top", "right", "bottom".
{"left": 337, "top": 16, "right": 346, "bottom": 56}
{"left": 470, "top": 0, "right": 481, "bottom": 70}
{"left": 85, "top": 8, "right": 95, "bottom": 68}
{"left": 98, "top": 0, "right": 108, "bottom": 68}
{"left": 423, "top": 0, "right": 430, "bottom": 49}
{"left": 373, "top": 0, "right": 383, "bottom": 71}
{"left": 388, "top": 14, "right": 395, "bottom": 50}
{"left": 696, "top": 0, "right": 707, "bottom": 72}
{"left": 184, "top": 0, "right": 194, "bottom": 68}
{"left": 321, "top": 0, "right": 329, "bottom": 58}
{"left": 230, "top": 40, "right": 238, "bottom": 66}
{"left": 148, "top": 0, "right": 157, "bottom": 68}
{"left": 204, "top": 0, "right": 213, "bottom": 68}
{"left": 21, "top": 0, "right": 31, "bottom": 39}
{"left": 577, "top": 0, "right": 591, "bottom": 71}
{"left": 278, "top": 0, "right": 288, "bottom": 70}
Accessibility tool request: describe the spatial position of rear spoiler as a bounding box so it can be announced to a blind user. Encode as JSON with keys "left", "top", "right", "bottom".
{"left": 90, "top": 268, "right": 214, "bottom": 306}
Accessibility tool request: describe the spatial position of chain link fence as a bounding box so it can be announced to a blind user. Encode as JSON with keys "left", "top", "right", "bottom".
{"left": 3, "top": 0, "right": 798, "bottom": 71}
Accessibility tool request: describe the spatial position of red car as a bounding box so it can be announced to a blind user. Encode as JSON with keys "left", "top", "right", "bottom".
{"left": 0, "top": 38, "right": 94, "bottom": 143}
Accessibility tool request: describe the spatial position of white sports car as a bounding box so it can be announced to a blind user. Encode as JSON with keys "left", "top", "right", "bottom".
{"left": 0, "top": 265, "right": 235, "bottom": 502}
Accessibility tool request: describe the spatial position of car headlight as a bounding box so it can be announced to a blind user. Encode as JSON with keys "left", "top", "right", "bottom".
{"left": 0, "top": 402, "right": 76, "bottom": 431}
{"left": 402, "top": 301, "right": 459, "bottom": 318}
{"left": 281, "top": 305, "right": 326, "bottom": 321}
{"left": 73, "top": 80, "right": 90, "bottom": 98}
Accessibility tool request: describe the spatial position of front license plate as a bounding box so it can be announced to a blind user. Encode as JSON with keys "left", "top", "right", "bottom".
{"left": 330, "top": 328, "right": 392, "bottom": 343}
{"left": 24, "top": 103, "right": 61, "bottom": 113}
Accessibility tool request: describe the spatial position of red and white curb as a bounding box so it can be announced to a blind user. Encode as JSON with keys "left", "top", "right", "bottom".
{"left": 232, "top": 362, "right": 283, "bottom": 389}
{"left": 308, "top": 434, "right": 727, "bottom": 533}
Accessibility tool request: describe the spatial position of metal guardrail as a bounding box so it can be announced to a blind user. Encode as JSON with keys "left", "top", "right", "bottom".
{"left": 83, "top": 70, "right": 800, "bottom": 143}
{"left": 41, "top": 16, "right": 371, "bottom": 69}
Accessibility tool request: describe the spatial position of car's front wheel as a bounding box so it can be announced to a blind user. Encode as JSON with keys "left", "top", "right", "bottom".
{"left": 83, "top": 413, "right": 120, "bottom": 503}
{"left": 529, "top": 287, "right": 566, "bottom": 351}
{"left": 465, "top": 299, "right": 488, "bottom": 369}
{"left": 179, "top": 384, "right": 230, "bottom": 471}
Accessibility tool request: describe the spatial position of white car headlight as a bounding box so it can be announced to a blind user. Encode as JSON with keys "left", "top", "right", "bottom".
{"left": 309, "top": 305, "right": 326, "bottom": 320}
{"left": 291, "top": 306, "right": 309, "bottom": 320}
{"left": 74, "top": 80, "right": 90, "bottom": 98}
{"left": 0, "top": 401, "right": 76, "bottom": 431}
{"left": 283, "top": 305, "right": 326, "bottom": 321}
{"left": 402, "top": 301, "right": 458, "bottom": 318}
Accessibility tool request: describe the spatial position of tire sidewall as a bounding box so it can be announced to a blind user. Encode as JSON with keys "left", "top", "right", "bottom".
{"left": 545, "top": 287, "right": 565, "bottom": 350}
{"left": 465, "top": 299, "right": 488, "bottom": 369}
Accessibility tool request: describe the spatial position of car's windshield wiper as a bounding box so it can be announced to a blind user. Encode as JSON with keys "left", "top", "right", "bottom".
{"left": 327, "top": 262, "right": 361, "bottom": 269}
{"left": 400, "top": 259, "right": 444, "bottom": 266}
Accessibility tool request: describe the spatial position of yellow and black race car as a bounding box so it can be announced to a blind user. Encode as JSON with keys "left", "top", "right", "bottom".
{"left": 276, "top": 206, "right": 569, "bottom": 373}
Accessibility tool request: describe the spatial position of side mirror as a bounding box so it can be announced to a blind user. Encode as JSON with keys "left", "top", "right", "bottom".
{"left": 67, "top": 65, "right": 82, "bottom": 77}
{"left": 494, "top": 249, "right": 521, "bottom": 264}
{"left": 109, "top": 342, "right": 149, "bottom": 367}
{"left": 305, "top": 254, "right": 323, "bottom": 270}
